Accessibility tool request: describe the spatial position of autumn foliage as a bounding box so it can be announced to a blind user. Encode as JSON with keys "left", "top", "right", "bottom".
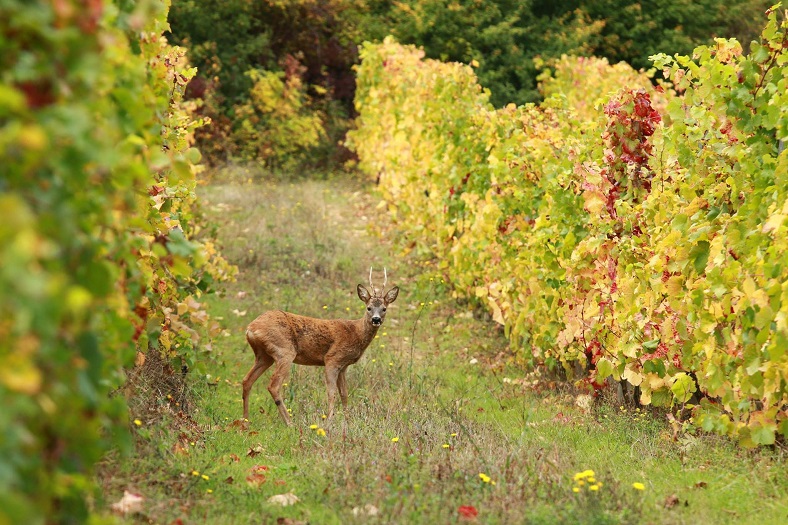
{"left": 0, "top": 0, "right": 233, "bottom": 521}
{"left": 350, "top": 7, "right": 788, "bottom": 446}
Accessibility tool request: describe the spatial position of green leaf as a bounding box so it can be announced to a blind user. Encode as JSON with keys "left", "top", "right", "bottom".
{"left": 689, "top": 241, "right": 710, "bottom": 274}
{"left": 671, "top": 373, "right": 697, "bottom": 403}
{"left": 596, "top": 357, "right": 614, "bottom": 380}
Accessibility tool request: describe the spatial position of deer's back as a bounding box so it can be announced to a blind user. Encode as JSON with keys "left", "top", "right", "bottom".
{"left": 246, "top": 310, "right": 359, "bottom": 365}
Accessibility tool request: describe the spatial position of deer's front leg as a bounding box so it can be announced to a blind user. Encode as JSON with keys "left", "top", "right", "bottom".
{"left": 337, "top": 368, "right": 348, "bottom": 411}
{"left": 324, "top": 366, "right": 341, "bottom": 423}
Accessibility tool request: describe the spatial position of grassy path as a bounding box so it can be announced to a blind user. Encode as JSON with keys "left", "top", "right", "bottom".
{"left": 108, "top": 175, "right": 787, "bottom": 524}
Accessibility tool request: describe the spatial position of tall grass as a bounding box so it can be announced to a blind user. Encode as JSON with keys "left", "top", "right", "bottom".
{"left": 102, "top": 171, "right": 788, "bottom": 524}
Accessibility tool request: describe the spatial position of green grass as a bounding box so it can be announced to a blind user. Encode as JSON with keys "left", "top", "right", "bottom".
{"left": 102, "top": 172, "right": 788, "bottom": 524}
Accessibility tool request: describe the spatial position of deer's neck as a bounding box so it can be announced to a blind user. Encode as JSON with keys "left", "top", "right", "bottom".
{"left": 353, "top": 317, "right": 380, "bottom": 349}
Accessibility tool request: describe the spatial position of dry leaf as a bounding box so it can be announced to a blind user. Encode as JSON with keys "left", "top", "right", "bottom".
{"left": 246, "top": 473, "right": 267, "bottom": 487}
{"left": 664, "top": 494, "right": 680, "bottom": 508}
{"left": 232, "top": 309, "right": 247, "bottom": 317}
{"left": 110, "top": 490, "right": 144, "bottom": 515}
{"left": 352, "top": 504, "right": 379, "bottom": 517}
{"left": 276, "top": 518, "right": 306, "bottom": 525}
{"left": 268, "top": 493, "right": 299, "bottom": 506}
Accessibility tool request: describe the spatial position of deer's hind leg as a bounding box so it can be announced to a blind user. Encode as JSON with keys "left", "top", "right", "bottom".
{"left": 267, "top": 347, "right": 296, "bottom": 426}
{"left": 242, "top": 352, "right": 274, "bottom": 420}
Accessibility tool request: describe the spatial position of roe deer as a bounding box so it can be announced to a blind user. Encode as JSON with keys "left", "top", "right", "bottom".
{"left": 243, "top": 269, "right": 399, "bottom": 426}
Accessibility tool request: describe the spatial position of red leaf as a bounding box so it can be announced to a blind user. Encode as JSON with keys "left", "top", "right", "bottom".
{"left": 246, "top": 473, "right": 267, "bottom": 487}
{"left": 458, "top": 505, "right": 479, "bottom": 519}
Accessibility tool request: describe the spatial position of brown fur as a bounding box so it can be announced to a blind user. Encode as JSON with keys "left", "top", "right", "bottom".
{"left": 242, "top": 284, "right": 399, "bottom": 425}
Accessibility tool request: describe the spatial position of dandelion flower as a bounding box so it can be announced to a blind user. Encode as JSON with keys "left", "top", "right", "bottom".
{"left": 572, "top": 487, "right": 580, "bottom": 493}
{"left": 201, "top": 475, "right": 210, "bottom": 480}
{"left": 589, "top": 484, "right": 599, "bottom": 491}
{"left": 191, "top": 470, "right": 200, "bottom": 476}
{"left": 133, "top": 419, "right": 142, "bottom": 426}
{"left": 632, "top": 482, "right": 645, "bottom": 491}
{"left": 479, "top": 473, "right": 491, "bottom": 483}
{"left": 442, "top": 444, "right": 450, "bottom": 449}
{"left": 451, "top": 433, "right": 457, "bottom": 437}
{"left": 309, "top": 424, "right": 318, "bottom": 430}
{"left": 316, "top": 428, "right": 327, "bottom": 437}
{"left": 207, "top": 489, "right": 213, "bottom": 494}
{"left": 391, "top": 437, "right": 399, "bottom": 443}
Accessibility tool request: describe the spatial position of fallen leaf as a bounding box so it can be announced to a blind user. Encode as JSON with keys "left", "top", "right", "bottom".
{"left": 664, "top": 494, "right": 680, "bottom": 508}
{"left": 110, "top": 490, "right": 144, "bottom": 515}
{"left": 246, "top": 473, "right": 267, "bottom": 487}
{"left": 251, "top": 465, "right": 269, "bottom": 473}
{"left": 229, "top": 453, "right": 240, "bottom": 463}
{"left": 268, "top": 493, "right": 299, "bottom": 506}
{"left": 232, "top": 309, "right": 247, "bottom": 317}
{"left": 276, "top": 518, "right": 306, "bottom": 525}
{"left": 458, "top": 505, "right": 479, "bottom": 519}
{"left": 224, "top": 476, "right": 234, "bottom": 484}
{"left": 236, "top": 291, "right": 248, "bottom": 299}
{"left": 275, "top": 479, "right": 287, "bottom": 486}
{"left": 352, "top": 504, "right": 379, "bottom": 517}
{"left": 694, "top": 481, "right": 708, "bottom": 489}
{"left": 575, "top": 394, "right": 594, "bottom": 412}
{"left": 247, "top": 444, "right": 263, "bottom": 458}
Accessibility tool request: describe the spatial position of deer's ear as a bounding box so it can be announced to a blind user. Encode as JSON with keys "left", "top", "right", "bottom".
{"left": 384, "top": 286, "right": 399, "bottom": 304}
{"left": 357, "top": 284, "right": 371, "bottom": 302}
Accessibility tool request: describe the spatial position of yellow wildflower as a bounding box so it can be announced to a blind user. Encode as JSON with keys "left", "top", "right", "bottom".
{"left": 316, "top": 428, "right": 327, "bottom": 437}
{"left": 479, "top": 473, "right": 491, "bottom": 483}
{"left": 391, "top": 437, "right": 399, "bottom": 443}
{"left": 632, "top": 482, "right": 645, "bottom": 491}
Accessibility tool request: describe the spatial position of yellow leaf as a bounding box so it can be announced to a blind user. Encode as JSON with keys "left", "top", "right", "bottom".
{"left": 583, "top": 190, "right": 606, "bottom": 214}
{"left": 0, "top": 354, "right": 42, "bottom": 394}
{"left": 762, "top": 214, "right": 785, "bottom": 233}
{"left": 622, "top": 365, "right": 643, "bottom": 387}
{"left": 488, "top": 297, "right": 505, "bottom": 325}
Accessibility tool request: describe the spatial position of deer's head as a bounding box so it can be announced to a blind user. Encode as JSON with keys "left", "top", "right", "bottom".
{"left": 357, "top": 284, "right": 399, "bottom": 327}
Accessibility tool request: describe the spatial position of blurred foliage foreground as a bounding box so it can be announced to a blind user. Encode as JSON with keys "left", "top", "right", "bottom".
{"left": 350, "top": 7, "right": 788, "bottom": 447}
{"left": 0, "top": 0, "right": 234, "bottom": 522}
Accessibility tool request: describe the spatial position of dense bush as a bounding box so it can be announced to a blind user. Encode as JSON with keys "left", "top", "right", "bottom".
{"left": 0, "top": 0, "right": 232, "bottom": 521}
{"left": 350, "top": 6, "right": 788, "bottom": 446}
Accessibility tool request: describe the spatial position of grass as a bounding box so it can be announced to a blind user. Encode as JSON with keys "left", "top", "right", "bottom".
{"left": 102, "top": 170, "right": 788, "bottom": 524}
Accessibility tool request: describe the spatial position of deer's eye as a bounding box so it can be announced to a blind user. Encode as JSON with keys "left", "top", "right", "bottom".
{"left": 367, "top": 307, "right": 371, "bottom": 311}
{"left": 382, "top": 307, "right": 387, "bottom": 312}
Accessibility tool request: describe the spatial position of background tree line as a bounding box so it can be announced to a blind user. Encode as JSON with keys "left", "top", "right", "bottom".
{"left": 167, "top": 0, "right": 771, "bottom": 170}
